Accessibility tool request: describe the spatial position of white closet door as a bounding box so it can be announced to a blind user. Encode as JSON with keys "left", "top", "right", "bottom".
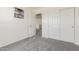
{"left": 60, "top": 8, "right": 74, "bottom": 43}
{"left": 48, "top": 11, "right": 60, "bottom": 39}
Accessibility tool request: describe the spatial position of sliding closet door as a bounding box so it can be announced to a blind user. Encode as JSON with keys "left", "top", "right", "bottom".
{"left": 48, "top": 11, "right": 60, "bottom": 39}
{"left": 60, "top": 8, "right": 74, "bottom": 42}
{"left": 42, "top": 11, "right": 60, "bottom": 39}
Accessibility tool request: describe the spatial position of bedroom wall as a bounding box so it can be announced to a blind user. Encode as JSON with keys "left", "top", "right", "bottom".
{"left": 0, "top": 7, "right": 36, "bottom": 47}
{"left": 75, "top": 8, "right": 79, "bottom": 45}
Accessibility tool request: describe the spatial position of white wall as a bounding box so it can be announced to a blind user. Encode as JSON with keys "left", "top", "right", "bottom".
{"left": 0, "top": 7, "right": 36, "bottom": 47}
{"left": 25, "top": 8, "right": 36, "bottom": 37}
{"left": 75, "top": 8, "right": 79, "bottom": 45}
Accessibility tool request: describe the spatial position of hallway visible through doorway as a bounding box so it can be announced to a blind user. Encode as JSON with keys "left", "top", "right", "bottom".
{"left": 35, "top": 13, "right": 42, "bottom": 36}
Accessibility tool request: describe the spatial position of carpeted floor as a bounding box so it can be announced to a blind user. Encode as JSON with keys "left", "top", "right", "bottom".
{"left": 0, "top": 35, "right": 79, "bottom": 51}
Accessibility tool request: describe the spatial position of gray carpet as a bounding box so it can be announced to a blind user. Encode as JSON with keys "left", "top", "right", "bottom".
{"left": 0, "top": 35, "right": 79, "bottom": 51}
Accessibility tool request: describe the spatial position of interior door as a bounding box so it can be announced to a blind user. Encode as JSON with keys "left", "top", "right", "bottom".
{"left": 60, "top": 8, "right": 74, "bottom": 43}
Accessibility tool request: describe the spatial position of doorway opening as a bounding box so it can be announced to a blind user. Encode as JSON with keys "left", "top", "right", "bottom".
{"left": 35, "top": 13, "right": 42, "bottom": 36}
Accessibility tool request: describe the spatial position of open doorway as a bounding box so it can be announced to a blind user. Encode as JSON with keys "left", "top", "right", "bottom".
{"left": 35, "top": 13, "right": 42, "bottom": 36}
